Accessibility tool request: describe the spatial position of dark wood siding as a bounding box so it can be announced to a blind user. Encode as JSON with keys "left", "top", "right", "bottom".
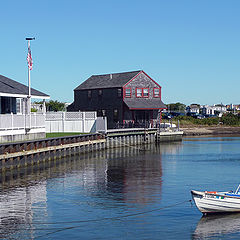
{"left": 72, "top": 88, "right": 123, "bottom": 128}
{"left": 123, "top": 72, "right": 161, "bottom": 101}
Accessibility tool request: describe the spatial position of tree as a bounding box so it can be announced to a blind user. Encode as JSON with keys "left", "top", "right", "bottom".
{"left": 46, "top": 100, "right": 65, "bottom": 112}
{"left": 168, "top": 102, "right": 186, "bottom": 112}
{"left": 34, "top": 100, "right": 66, "bottom": 112}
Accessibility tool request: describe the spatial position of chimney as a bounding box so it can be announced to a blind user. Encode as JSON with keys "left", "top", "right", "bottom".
{"left": 110, "top": 74, "right": 112, "bottom": 79}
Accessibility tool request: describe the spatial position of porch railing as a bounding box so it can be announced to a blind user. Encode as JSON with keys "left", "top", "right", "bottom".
{"left": 114, "top": 120, "right": 180, "bottom": 131}
{"left": 0, "top": 113, "right": 45, "bottom": 131}
{"left": 114, "top": 120, "right": 157, "bottom": 129}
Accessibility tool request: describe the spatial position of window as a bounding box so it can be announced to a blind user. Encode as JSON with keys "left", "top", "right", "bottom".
{"left": 117, "top": 88, "right": 122, "bottom": 97}
{"left": 136, "top": 88, "right": 150, "bottom": 97}
{"left": 143, "top": 88, "right": 149, "bottom": 98}
{"left": 88, "top": 90, "right": 92, "bottom": 98}
{"left": 153, "top": 88, "right": 160, "bottom": 98}
{"left": 113, "top": 109, "right": 118, "bottom": 121}
{"left": 136, "top": 88, "right": 142, "bottom": 97}
{"left": 98, "top": 89, "right": 103, "bottom": 96}
{"left": 124, "top": 88, "right": 131, "bottom": 98}
{"left": 16, "top": 98, "right": 22, "bottom": 114}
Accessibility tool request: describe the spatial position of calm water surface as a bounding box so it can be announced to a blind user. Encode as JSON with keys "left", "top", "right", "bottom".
{"left": 1, "top": 136, "right": 240, "bottom": 239}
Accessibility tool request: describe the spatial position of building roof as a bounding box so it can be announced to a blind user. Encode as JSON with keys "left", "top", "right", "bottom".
{"left": 124, "top": 98, "right": 166, "bottom": 110}
{"left": 75, "top": 70, "right": 142, "bottom": 90}
{"left": 0, "top": 74, "right": 50, "bottom": 99}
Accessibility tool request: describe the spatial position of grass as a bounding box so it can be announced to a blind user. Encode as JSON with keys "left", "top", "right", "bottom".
{"left": 46, "top": 132, "right": 84, "bottom": 138}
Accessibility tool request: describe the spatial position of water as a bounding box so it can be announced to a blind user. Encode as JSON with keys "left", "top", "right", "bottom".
{"left": 1, "top": 136, "right": 240, "bottom": 239}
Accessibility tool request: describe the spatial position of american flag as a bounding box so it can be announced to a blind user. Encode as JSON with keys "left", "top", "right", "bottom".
{"left": 27, "top": 46, "right": 33, "bottom": 70}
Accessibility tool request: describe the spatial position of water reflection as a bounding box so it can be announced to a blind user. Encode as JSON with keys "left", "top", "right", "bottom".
{"left": 193, "top": 213, "right": 240, "bottom": 239}
{"left": 106, "top": 153, "right": 162, "bottom": 205}
{"left": 0, "top": 182, "right": 47, "bottom": 239}
{"left": 0, "top": 142, "right": 183, "bottom": 239}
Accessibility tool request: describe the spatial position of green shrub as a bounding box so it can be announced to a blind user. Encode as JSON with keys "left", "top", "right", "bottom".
{"left": 173, "top": 113, "right": 240, "bottom": 126}
{"left": 221, "top": 113, "right": 240, "bottom": 126}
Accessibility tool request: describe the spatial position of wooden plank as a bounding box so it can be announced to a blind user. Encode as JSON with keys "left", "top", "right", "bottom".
{"left": 0, "top": 139, "right": 106, "bottom": 160}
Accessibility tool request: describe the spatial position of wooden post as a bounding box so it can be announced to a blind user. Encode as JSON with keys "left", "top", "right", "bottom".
{"left": 62, "top": 112, "right": 65, "bottom": 132}
{"left": 11, "top": 112, "right": 14, "bottom": 130}
{"left": 82, "top": 111, "right": 85, "bottom": 133}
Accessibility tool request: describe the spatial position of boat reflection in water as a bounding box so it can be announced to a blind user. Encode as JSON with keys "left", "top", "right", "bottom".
{"left": 193, "top": 213, "right": 240, "bottom": 239}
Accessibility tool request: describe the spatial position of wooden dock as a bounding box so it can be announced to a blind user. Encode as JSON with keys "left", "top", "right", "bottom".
{"left": 155, "top": 130, "right": 184, "bottom": 142}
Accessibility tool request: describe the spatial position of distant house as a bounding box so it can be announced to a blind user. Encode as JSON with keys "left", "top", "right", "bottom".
{"left": 226, "top": 104, "right": 240, "bottom": 112}
{"left": 68, "top": 70, "right": 166, "bottom": 129}
{"left": 201, "top": 104, "right": 227, "bottom": 116}
{"left": 186, "top": 104, "right": 200, "bottom": 115}
{"left": 0, "top": 74, "right": 50, "bottom": 142}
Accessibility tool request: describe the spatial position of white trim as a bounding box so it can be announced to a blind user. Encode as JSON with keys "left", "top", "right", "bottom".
{"left": 31, "top": 95, "right": 50, "bottom": 99}
{"left": 0, "top": 127, "right": 45, "bottom": 136}
{"left": 0, "top": 92, "right": 50, "bottom": 99}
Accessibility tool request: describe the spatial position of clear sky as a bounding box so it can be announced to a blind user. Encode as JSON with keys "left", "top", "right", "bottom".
{"left": 0, "top": 0, "right": 239, "bottom": 105}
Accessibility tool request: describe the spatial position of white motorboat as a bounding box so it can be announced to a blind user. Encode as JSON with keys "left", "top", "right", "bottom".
{"left": 191, "top": 185, "right": 240, "bottom": 214}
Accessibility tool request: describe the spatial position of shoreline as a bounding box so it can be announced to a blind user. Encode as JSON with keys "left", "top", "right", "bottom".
{"left": 181, "top": 126, "right": 240, "bottom": 136}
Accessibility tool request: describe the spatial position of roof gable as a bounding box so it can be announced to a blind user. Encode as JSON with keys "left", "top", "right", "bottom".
{"left": 123, "top": 71, "right": 161, "bottom": 88}
{"left": 74, "top": 70, "right": 142, "bottom": 90}
{"left": 0, "top": 74, "right": 49, "bottom": 98}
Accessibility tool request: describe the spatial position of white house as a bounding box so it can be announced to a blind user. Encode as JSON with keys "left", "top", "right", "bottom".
{"left": 0, "top": 74, "right": 50, "bottom": 142}
{"left": 186, "top": 104, "right": 200, "bottom": 114}
{"left": 201, "top": 104, "right": 227, "bottom": 116}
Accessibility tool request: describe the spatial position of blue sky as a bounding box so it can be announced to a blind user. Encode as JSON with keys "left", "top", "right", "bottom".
{"left": 0, "top": 0, "right": 239, "bottom": 105}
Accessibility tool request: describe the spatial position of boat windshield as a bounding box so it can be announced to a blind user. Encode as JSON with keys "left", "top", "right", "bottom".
{"left": 235, "top": 184, "right": 240, "bottom": 194}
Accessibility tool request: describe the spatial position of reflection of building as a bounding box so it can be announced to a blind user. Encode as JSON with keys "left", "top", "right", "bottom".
{"left": 96, "top": 148, "right": 163, "bottom": 205}
{"left": 58, "top": 147, "right": 163, "bottom": 205}
{"left": 0, "top": 182, "right": 47, "bottom": 239}
{"left": 64, "top": 145, "right": 186, "bottom": 205}
{"left": 117, "top": 155, "right": 162, "bottom": 204}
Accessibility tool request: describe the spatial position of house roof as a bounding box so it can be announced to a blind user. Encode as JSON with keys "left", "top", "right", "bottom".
{"left": 75, "top": 70, "right": 142, "bottom": 90}
{"left": 124, "top": 98, "right": 166, "bottom": 110}
{"left": 0, "top": 74, "right": 50, "bottom": 99}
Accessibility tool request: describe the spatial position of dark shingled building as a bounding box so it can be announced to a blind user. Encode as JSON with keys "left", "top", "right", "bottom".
{"left": 68, "top": 70, "right": 166, "bottom": 129}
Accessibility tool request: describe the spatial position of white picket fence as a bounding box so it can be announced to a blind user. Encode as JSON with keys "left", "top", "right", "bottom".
{"left": 45, "top": 112, "right": 98, "bottom": 133}
{"left": 0, "top": 113, "right": 45, "bottom": 131}
{"left": 0, "top": 112, "right": 106, "bottom": 135}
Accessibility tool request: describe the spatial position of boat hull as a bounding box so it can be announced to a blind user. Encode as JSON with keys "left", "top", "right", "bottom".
{"left": 191, "top": 190, "right": 240, "bottom": 214}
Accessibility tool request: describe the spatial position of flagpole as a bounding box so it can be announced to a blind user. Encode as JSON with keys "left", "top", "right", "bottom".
{"left": 28, "top": 40, "right": 31, "bottom": 115}
{"left": 26, "top": 37, "right": 35, "bottom": 130}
